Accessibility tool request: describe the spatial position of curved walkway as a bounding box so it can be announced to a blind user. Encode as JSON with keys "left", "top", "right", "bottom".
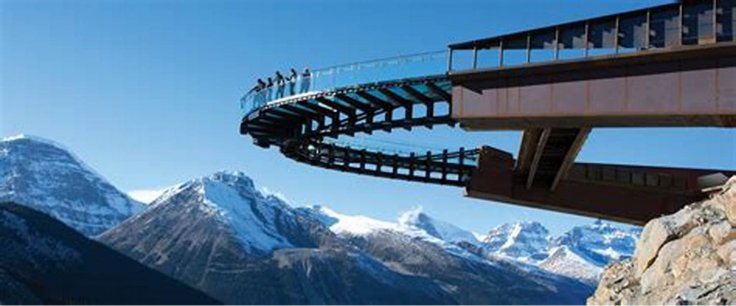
{"left": 240, "top": 73, "right": 480, "bottom": 186}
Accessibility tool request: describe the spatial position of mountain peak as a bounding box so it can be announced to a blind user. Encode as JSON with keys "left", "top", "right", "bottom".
{"left": 1, "top": 134, "right": 145, "bottom": 236}
{"left": 3, "top": 134, "right": 60, "bottom": 146}
{"left": 202, "top": 171, "right": 254, "bottom": 188}
{"left": 134, "top": 171, "right": 309, "bottom": 253}
{"left": 552, "top": 221, "right": 639, "bottom": 266}
{"left": 398, "top": 206, "right": 479, "bottom": 245}
{"left": 484, "top": 221, "right": 550, "bottom": 242}
{"left": 482, "top": 221, "right": 551, "bottom": 263}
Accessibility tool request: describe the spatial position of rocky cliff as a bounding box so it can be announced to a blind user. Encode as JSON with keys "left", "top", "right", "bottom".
{"left": 588, "top": 176, "right": 736, "bottom": 305}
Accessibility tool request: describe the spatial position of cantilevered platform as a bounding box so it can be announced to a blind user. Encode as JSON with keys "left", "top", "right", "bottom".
{"left": 241, "top": 0, "right": 736, "bottom": 225}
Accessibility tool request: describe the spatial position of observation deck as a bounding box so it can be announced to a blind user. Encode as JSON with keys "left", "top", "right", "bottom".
{"left": 241, "top": 0, "right": 736, "bottom": 225}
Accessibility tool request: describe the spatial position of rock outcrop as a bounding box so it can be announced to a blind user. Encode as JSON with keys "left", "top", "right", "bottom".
{"left": 588, "top": 176, "right": 736, "bottom": 305}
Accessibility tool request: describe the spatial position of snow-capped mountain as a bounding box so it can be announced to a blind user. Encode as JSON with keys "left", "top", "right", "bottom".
{"left": 103, "top": 171, "right": 333, "bottom": 256}
{"left": 539, "top": 245, "right": 603, "bottom": 284}
{"left": 100, "top": 172, "right": 454, "bottom": 304}
{"left": 0, "top": 135, "right": 144, "bottom": 236}
{"left": 296, "top": 205, "right": 594, "bottom": 304}
{"left": 101, "top": 171, "right": 594, "bottom": 304}
{"left": 296, "top": 205, "right": 395, "bottom": 236}
{"left": 398, "top": 206, "right": 480, "bottom": 245}
{"left": 476, "top": 219, "right": 639, "bottom": 283}
{"left": 540, "top": 220, "right": 640, "bottom": 283}
{"left": 294, "top": 205, "right": 480, "bottom": 258}
{"left": 482, "top": 221, "right": 551, "bottom": 263}
{"left": 551, "top": 219, "right": 640, "bottom": 266}
{"left": 0, "top": 134, "right": 631, "bottom": 303}
{"left": 299, "top": 203, "right": 638, "bottom": 286}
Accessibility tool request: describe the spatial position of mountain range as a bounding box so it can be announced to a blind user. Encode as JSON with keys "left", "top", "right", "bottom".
{"left": 0, "top": 135, "right": 641, "bottom": 304}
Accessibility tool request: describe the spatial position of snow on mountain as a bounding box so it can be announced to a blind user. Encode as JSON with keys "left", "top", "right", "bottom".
{"left": 297, "top": 205, "right": 471, "bottom": 248}
{"left": 100, "top": 172, "right": 459, "bottom": 304}
{"left": 127, "top": 187, "right": 169, "bottom": 204}
{"left": 481, "top": 221, "right": 551, "bottom": 263}
{"left": 538, "top": 220, "right": 640, "bottom": 283}
{"left": 298, "top": 204, "right": 634, "bottom": 280}
{"left": 120, "top": 171, "right": 306, "bottom": 253}
{"left": 205, "top": 172, "right": 312, "bottom": 251}
{"left": 305, "top": 205, "right": 397, "bottom": 236}
{"left": 540, "top": 246, "right": 603, "bottom": 284}
{"left": 295, "top": 205, "right": 499, "bottom": 266}
{"left": 551, "top": 219, "right": 640, "bottom": 267}
{"left": 477, "top": 219, "right": 639, "bottom": 282}
{"left": 0, "top": 135, "right": 145, "bottom": 236}
{"left": 98, "top": 169, "right": 596, "bottom": 304}
{"left": 398, "top": 206, "right": 479, "bottom": 245}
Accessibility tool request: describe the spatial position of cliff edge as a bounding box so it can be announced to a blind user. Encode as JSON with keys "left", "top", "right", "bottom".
{"left": 588, "top": 176, "right": 736, "bottom": 305}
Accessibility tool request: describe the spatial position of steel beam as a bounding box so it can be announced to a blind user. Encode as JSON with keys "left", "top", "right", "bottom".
{"left": 466, "top": 146, "right": 735, "bottom": 225}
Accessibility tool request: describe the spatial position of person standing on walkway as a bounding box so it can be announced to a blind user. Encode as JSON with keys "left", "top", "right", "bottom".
{"left": 266, "top": 77, "right": 274, "bottom": 102}
{"left": 287, "top": 68, "right": 298, "bottom": 95}
{"left": 300, "top": 68, "right": 312, "bottom": 93}
{"left": 246, "top": 78, "right": 263, "bottom": 95}
{"left": 254, "top": 78, "right": 266, "bottom": 106}
{"left": 274, "top": 71, "right": 285, "bottom": 99}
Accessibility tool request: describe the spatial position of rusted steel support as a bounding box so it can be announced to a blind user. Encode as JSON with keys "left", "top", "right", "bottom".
{"left": 466, "top": 146, "right": 735, "bottom": 225}
{"left": 526, "top": 128, "right": 551, "bottom": 189}
{"left": 450, "top": 43, "right": 736, "bottom": 130}
{"left": 550, "top": 127, "right": 591, "bottom": 191}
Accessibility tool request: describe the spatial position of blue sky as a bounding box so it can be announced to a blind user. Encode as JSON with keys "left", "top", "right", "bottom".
{"left": 2, "top": 0, "right": 734, "bottom": 236}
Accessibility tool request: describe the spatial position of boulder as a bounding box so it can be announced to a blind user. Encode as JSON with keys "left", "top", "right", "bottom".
{"left": 588, "top": 176, "right": 736, "bottom": 305}
{"left": 717, "top": 240, "right": 736, "bottom": 265}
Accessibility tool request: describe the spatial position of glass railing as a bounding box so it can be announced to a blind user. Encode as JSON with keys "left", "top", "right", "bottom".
{"left": 240, "top": 50, "right": 448, "bottom": 116}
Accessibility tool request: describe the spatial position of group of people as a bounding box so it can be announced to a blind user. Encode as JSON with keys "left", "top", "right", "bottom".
{"left": 247, "top": 68, "right": 312, "bottom": 106}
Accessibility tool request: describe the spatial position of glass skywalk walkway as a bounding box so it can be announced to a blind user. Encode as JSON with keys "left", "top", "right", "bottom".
{"left": 239, "top": 0, "right": 736, "bottom": 188}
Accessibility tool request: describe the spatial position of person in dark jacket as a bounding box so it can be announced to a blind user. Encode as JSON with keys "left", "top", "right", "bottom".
{"left": 287, "top": 69, "right": 298, "bottom": 95}
{"left": 300, "top": 68, "right": 312, "bottom": 93}
{"left": 246, "top": 78, "right": 263, "bottom": 95}
{"left": 274, "top": 71, "right": 285, "bottom": 99}
{"left": 254, "top": 78, "right": 266, "bottom": 105}
{"left": 266, "top": 77, "right": 274, "bottom": 102}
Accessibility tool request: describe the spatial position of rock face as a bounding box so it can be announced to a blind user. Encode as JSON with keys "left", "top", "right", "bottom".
{"left": 588, "top": 177, "right": 736, "bottom": 305}
{"left": 0, "top": 135, "right": 144, "bottom": 236}
{"left": 0, "top": 202, "right": 219, "bottom": 304}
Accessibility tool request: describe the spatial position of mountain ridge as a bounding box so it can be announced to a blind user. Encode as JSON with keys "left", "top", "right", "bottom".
{"left": 1, "top": 135, "right": 638, "bottom": 304}
{"left": 0, "top": 135, "right": 144, "bottom": 236}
